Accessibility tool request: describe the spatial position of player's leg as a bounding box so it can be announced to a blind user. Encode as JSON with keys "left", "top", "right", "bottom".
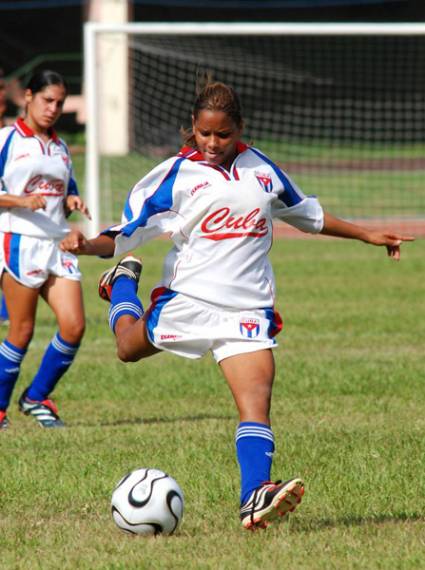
{"left": 0, "top": 293, "right": 9, "bottom": 324}
{"left": 18, "top": 276, "right": 85, "bottom": 428}
{"left": 220, "top": 347, "right": 275, "bottom": 424}
{"left": 114, "top": 316, "right": 159, "bottom": 361}
{"left": 99, "top": 255, "right": 159, "bottom": 361}
{"left": 0, "top": 272, "right": 38, "bottom": 428}
{"left": 220, "top": 349, "right": 304, "bottom": 530}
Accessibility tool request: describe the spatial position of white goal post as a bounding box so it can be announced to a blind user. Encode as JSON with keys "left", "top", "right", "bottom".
{"left": 84, "top": 21, "right": 425, "bottom": 237}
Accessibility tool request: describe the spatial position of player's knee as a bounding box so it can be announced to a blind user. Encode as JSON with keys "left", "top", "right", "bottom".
{"left": 9, "top": 321, "right": 34, "bottom": 349}
{"left": 238, "top": 381, "right": 272, "bottom": 419}
{"left": 59, "top": 318, "right": 85, "bottom": 345}
{"left": 116, "top": 345, "right": 135, "bottom": 362}
{"left": 116, "top": 337, "right": 141, "bottom": 363}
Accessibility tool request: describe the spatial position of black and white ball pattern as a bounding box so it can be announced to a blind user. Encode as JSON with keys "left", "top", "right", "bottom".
{"left": 111, "top": 468, "right": 184, "bottom": 536}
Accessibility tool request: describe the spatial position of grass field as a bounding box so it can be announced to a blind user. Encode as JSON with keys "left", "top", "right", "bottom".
{"left": 1, "top": 238, "right": 424, "bottom": 569}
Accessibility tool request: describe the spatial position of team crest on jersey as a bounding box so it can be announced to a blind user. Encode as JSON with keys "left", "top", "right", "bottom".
{"left": 255, "top": 172, "right": 273, "bottom": 193}
{"left": 240, "top": 318, "right": 260, "bottom": 338}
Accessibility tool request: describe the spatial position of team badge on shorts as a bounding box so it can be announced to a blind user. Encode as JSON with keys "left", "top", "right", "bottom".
{"left": 240, "top": 318, "right": 260, "bottom": 338}
{"left": 61, "top": 255, "right": 77, "bottom": 274}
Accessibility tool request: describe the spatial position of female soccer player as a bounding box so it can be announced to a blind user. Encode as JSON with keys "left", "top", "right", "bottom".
{"left": 61, "top": 79, "right": 413, "bottom": 529}
{"left": 0, "top": 70, "right": 90, "bottom": 429}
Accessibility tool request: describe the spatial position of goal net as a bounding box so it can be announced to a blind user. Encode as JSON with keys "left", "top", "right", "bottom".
{"left": 84, "top": 23, "right": 425, "bottom": 237}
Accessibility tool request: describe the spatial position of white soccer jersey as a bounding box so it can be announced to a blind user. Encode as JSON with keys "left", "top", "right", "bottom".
{"left": 0, "top": 118, "right": 79, "bottom": 238}
{"left": 105, "top": 143, "right": 324, "bottom": 310}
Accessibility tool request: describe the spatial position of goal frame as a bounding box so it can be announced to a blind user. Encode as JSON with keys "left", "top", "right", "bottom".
{"left": 84, "top": 21, "right": 425, "bottom": 236}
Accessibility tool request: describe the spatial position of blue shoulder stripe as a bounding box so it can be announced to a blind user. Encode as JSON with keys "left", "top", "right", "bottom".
{"left": 121, "top": 157, "right": 184, "bottom": 237}
{"left": 0, "top": 129, "right": 16, "bottom": 180}
{"left": 250, "top": 147, "right": 303, "bottom": 207}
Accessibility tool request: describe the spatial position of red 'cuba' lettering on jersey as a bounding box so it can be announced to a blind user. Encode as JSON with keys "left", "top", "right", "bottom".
{"left": 200, "top": 207, "right": 268, "bottom": 240}
{"left": 24, "top": 175, "right": 65, "bottom": 197}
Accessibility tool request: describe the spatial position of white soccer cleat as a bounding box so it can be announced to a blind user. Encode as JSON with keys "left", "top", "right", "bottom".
{"left": 240, "top": 477, "right": 304, "bottom": 530}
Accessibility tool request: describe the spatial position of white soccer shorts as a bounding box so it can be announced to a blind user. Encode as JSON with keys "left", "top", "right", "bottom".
{"left": 145, "top": 287, "right": 283, "bottom": 362}
{"left": 0, "top": 232, "right": 81, "bottom": 288}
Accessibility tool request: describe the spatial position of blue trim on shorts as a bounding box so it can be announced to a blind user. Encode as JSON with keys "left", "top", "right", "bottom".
{"left": 9, "top": 233, "right": 21, "bottom": 278}
{"left": 263, "top": 307, "right": 280, "bottom": 339}
{"left": 146, "top": 288, "right": 179, "bottom": 343}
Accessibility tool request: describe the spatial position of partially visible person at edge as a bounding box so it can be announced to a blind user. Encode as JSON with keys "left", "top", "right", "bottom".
{"left": 0, "top": 70, "right": 9, "bottom": 325}
{"left": 0, "top": 70, "right": 90, "bottom": 430}
{"left": 60, "top": 78, "right": 413, "bottom": 530}
{"left": 0, "top": 70, "right": 25, "bottom": 324}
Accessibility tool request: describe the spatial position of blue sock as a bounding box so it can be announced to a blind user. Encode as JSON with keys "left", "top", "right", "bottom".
{"left": 108, "top": 276, "right": 144, "bottom": 333}
{"left": 236, "top": 422, "right": 275, "bottom": 504}
{"left": 27, "top": 332, "right": 79, "bottom": 401}
{"left": 0, "top": 340, "right": 26, "bottom": 410}
{"left": 0, "top": 296, "right": 8, "bottom": 320}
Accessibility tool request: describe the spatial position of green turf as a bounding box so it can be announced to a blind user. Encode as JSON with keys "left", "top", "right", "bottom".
{"left": 1, "top": 238, "right": 423, "bottom": 569}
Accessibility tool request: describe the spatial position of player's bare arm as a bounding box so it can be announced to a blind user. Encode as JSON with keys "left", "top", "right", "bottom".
{"left": 0, "top": 193, "right": 46, "bottom": 211}
{"left": 60, "top": 231, "right": 115, "bottom": 257}
{"left": 320, "top": 211, "right": 415, "bottom": 260}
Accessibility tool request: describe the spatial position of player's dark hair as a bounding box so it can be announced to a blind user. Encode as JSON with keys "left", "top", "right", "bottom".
{"left": 181, "top": 74, "right": 243, "bottom": 147}
{"left": 26, "top": 70, "right": 68, "bottom": 95}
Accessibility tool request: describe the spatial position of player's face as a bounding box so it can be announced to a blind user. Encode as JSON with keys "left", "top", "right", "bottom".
{"left": 25, "top": 84, "right": 67, "bottom": 133}
{"left": 192, "top": 109, "right": 243, "bottom": 170}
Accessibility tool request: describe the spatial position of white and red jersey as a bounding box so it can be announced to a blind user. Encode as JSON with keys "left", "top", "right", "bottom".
{"left": 105, "top": 143, "right": 324, "bottom": 310}
{"left": 0, "top": 118, "right": 79, "bottom": 238}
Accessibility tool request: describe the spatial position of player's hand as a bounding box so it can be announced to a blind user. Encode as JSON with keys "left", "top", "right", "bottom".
{"left": 64, "top": 195, "right": 92, "bottom": 219}
{"left": 365, "top": 231, "right": 415, "bottom": 261}
{"left": 60, "top": 229, "right": 91, "bottom": 254}
{"left": 21, "top": 195, "right": 47, "bottom": 211}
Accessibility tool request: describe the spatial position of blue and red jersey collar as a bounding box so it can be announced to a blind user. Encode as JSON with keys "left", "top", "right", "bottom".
{"left": 14, "top": 117, "right": 59, "bottom": 142}
{"left": 177, "top": 141, "right": 249, "bottom": 162}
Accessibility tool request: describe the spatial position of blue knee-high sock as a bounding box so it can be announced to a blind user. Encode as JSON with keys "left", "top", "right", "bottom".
{"left": 26, "top": 332, "right": 80, "bottom": 401}
{"left": 0, "top": 340, "right": 26, "bottom": 410}
{"left": 108, "top": 276, "right": 144, "bottom": 333}
{"left": 0, "top": 296, "right": 8, "bottom": 320}
{"left": 236, "top": 422, "right": 275, "bottom": 504}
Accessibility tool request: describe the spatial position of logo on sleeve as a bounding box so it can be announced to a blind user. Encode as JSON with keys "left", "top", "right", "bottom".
{"left": 255, "top": 172, "right": 273, "bottom": 193}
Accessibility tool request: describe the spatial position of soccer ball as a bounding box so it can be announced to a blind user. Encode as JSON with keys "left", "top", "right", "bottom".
{"left": 111, "top": 467, "right": 184, "bottom": 536}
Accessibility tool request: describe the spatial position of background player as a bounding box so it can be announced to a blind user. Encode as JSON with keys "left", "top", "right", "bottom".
{"left": 0, "top": 70, "right": 90, "bottom": 429}
{"left": 60, "top": 79, "right": 413, "bottom": 529}
{"left": 0, "top": 70, "right": 9, "bottom": 325}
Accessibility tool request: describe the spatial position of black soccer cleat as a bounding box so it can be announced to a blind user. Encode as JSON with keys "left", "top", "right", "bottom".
{"left": 98, "top": 255, "right": 143, "bottom": 302}
{"left": 18, "top": 389, "right": 65, "bottom": 428}
{"left": 240, "top": 478, "right": 304, "bottom": 530}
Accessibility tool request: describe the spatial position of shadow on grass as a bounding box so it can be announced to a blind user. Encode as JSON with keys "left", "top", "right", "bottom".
{"left": 293, "top": 511, "right": 424, "bottom": 532}
{"left": 73, "top": 413, "right": 234, "bottom": 428}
